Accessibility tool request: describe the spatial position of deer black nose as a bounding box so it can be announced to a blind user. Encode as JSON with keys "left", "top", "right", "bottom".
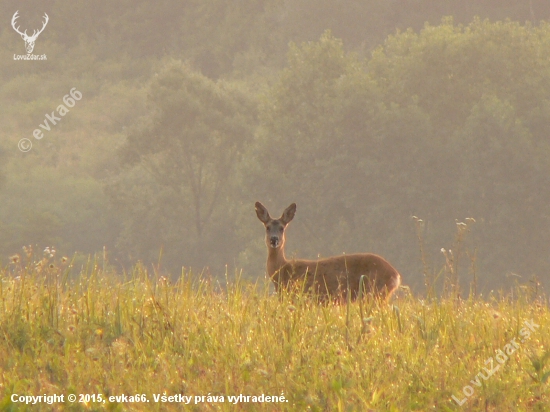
{"left": 270, "top": 237, "right": 279, "bottom": 247}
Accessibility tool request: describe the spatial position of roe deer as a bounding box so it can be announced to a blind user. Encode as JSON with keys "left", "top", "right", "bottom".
{"left": 255, "top": 202, "right": 401, "bottom": 302}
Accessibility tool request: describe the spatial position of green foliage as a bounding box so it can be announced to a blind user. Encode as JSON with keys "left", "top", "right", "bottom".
{"left": 256, "top": 20, "right": 550, "bottom": 290}
{"left": 4, "top": 0, "right": 546, "bottom": 82}
{"left": 2, "top": 1, "right": 550, "bottom": 289}
{"left": 367, "top": 18, "right": 550, "bottom": 282}
{"left": 3, "top": 7, "right": 550, "bottom": 406}
{"left": 252, "top": 32, "right": 378, "bottom": 258}
{"left": 111, "top": 61, "right": 257, "bottom": 271}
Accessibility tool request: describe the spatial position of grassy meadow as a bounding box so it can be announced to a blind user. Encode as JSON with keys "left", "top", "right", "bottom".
{"left": 0, "top": 249, "right": 548, "bottom": 411}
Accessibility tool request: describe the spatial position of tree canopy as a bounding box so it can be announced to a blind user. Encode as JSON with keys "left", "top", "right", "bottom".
{"left": 110, "top": 61, "right": 256, "bottom": 270}
{"left": 253, "top": 21, "right": 550, "bottom": 288}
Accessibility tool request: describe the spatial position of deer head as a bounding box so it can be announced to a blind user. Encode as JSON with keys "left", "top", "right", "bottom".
{"left": 12, "top": 11, "right": 49, "bottom": 54}
{"left": 255, "top": 202, "right": 296, "bottom": 250}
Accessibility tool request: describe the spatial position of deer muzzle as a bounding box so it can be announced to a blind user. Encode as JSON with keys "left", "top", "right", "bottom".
{"left": 269, "top": 236, "right": 280, "bottom": 248}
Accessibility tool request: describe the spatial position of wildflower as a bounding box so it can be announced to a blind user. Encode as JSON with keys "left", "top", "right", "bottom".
{"left": 44, "top": 246, "right": 55, "bottom": 258}
{"left": 23, "top": 245, "right": 32, "bottom": 258}
{"left": 10, "top": 254, "right": 20, "bottom": 264}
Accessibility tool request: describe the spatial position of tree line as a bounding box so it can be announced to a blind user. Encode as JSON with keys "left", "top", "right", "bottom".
{"left": 1, "top": 2, "right": 550, "bottom": 293}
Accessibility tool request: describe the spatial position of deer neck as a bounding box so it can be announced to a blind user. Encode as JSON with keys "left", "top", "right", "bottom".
{"left": 267, "top": 246, "right": 288, "bottom": 278}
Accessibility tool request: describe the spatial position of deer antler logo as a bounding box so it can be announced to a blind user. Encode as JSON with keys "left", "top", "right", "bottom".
{"left": 11, "top": 11, "right": 49, "bottom": 54}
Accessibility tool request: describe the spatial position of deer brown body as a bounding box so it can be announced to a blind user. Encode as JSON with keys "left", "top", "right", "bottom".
{"left": 255, "top": 202, "right": 401, "bottom": 302}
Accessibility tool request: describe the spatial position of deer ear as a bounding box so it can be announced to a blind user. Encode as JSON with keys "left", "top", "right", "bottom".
{"left": 255, "top": 202, "right": 271, "bottom": 224}
{"left": 280, "top": 203, "right": 296, "bottom": 225}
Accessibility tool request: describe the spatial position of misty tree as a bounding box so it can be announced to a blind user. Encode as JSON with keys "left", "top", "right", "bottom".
{"left": 114, "top": 61, "right": 256, "bottom": 269}
{"left": 256, "top": 21, "right": 550, "bottom": 290}
{"left": 367, "top": 18, "right": 550, "bottom": 269}
{"left": 250, "top": 31, "right": 389, "bottom": 260}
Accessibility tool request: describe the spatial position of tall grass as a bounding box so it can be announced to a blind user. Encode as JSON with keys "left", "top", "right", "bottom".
{"left": 0, "top": 248, "right": 548, "bottom": 411}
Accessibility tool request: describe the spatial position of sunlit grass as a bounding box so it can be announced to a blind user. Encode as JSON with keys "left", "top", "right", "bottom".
{"left": 0, "top": 254, "right": 548, "bottom": 411}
